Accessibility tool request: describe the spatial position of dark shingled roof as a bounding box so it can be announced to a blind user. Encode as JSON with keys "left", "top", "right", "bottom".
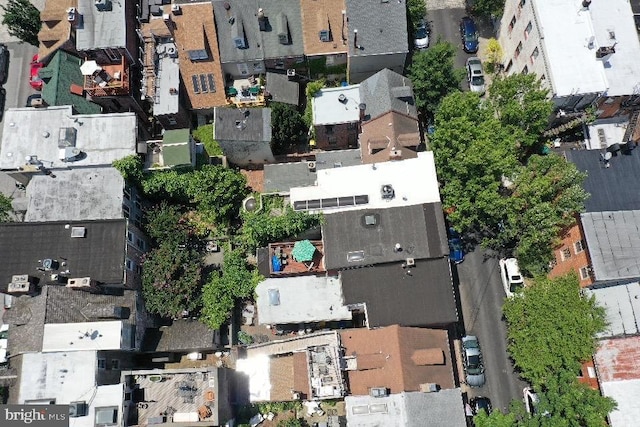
{"left": 256, "top": 0, "right": 304, "bottom": 60}
{"left": 565, "top": 149, "right": 640, "bottom": 212}
{"left": 322, "top": 203, "right": 448, "bottom": 270}
{"left": 212, "top": 0, "right": 264, "bottom": 65}
{"left": 142, "top": 319, "right": 219, "bottom": 352}
{"left": 214, "top": 107, "right": 272, "bottom": 142}
{"left": 0, "top": 219, "right": 128, "bottom": 289}
{"left": 44, "top": 285, "right": 137, "bottom": 324}
{"left": 359, "top": 69, "right": 418, "bottom": 121}
{"left": 345, "top": 0, "right": 408, "bottom": 57}
{"left": 265, "top": 72, "right": 300, "bottom": 105}
{"left": 340, "top": 258, "right": 458, "bottom": 328}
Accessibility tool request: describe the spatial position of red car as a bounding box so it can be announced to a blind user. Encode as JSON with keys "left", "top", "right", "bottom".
{"left": 30, "top": 54, "right": 44, "bottom": 90}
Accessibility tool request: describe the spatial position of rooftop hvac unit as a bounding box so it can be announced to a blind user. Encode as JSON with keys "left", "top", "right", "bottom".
{"left": 419, "top": 383, "right": 439, "bottom": 393}
{"left": 369, "top": 387, "right": 388, "bottom": 398}
{"left": 405, "top": 258, "right": 415, "bottom": 267}
{"left": 66, "top": 7, "right": 76, "bottom": 21}
{"left": 69, "top": 401, "right": 88, "bottom": 418}
{"left": 8, "top": 281, "right": 31, "bottom": 294}
{"left": 287, "top": 68, "right": 296, "bottom": 77}
{"left": 71, "top": 226, "right": 86, "bottom": 238}
{"left": 67, "top": 277, "right": 92, "bottom": 288}
{"left": 389, "top": 149, "right": 402, "bottom": 158}
{"left": 381, "top": 184, "right": 395, "bottom": 200}
{"left": 307, "top": 161, "right": 316, "bottom": 171}
{"left": 171, "top": 3, "right": 181, "bottom": 14}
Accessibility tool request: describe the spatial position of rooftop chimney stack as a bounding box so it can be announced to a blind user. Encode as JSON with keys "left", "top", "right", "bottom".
{"left": 582, "top": 0, "right": 592, "bottom": 9}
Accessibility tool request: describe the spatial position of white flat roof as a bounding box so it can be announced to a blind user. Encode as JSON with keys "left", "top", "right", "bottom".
{"left": 590, "top": 0, "right": 640, "bottom": 97}
{"left": 25, "top": 168, "right": 125, "bottom": 222}
{"left": 584, "top": 118, "right": 628, "bottom": 150}
{"left": 154, "top": 43, "right": 181, "bottom": 116}
{"left": 0, "top": 106, "right": 137, "bottom": 170}
{"left": 312, "top": 85, "right": 361, "bottom": 125}
{"left": 536, "top": 0, "right": 640, "bottom": 97}
{"left": 42, "top": 321, "right": 125, "bottom": 352}
{"left": 76, "top": 0, "right": 126, "bottom": 51}
{"left": 584, "top": 282, "right": 640, "bottom": 338}
{"left": 600, "top": 380, "right": 640, "bottom": 427}
{"left": 289, "top": 151, "right": 441, "bottom": 213}
{"left": 236, "top": 354, "right": 271, "bottom": 402}
{"left": 255, "top": 276, "right": 352, "bottom": 325}
{"left": 536, "top": 0, "right": 606, "bottom": 97}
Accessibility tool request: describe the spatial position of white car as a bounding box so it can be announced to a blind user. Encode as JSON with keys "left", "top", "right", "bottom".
{"left": 499, "top": 258, "right": 524, "bottom": 298}
{"left": 466, "top": 57, "right": 486, "bottom": 94}
{"left": 524, "top": 387, "right": 549, "bottom": 416}
{"left": 414, "top": 20, "right": 430, "bottom": 50}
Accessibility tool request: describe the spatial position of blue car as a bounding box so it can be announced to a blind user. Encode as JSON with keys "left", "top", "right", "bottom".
{"left": 460, "top": 17, "right": 479, "bottom": 53}
{"left": 448, "top": 228, "right": 465, "bottom": 264}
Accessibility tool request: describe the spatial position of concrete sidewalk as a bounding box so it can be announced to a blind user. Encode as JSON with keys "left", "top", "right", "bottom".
{"left": 0, "top": 0, "right": 46, "bottom": 44}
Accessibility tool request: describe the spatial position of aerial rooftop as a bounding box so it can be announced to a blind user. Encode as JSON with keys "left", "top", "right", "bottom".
{"left": 76, "top": 0, "right": 127, "bottom": 51}
{"left": 289, "top": 152, "right": 441, "bottom": 213}
{"left": 313, "top": 85, "right": 361, "bottom": 125}
{"left": 345, "top": 0, "right": 408, "bottom": 57}
{"left": 0, "top": 106, "right": 137, "bottom": 171}
{"left": 534, "top": 0, "right": 640, "bottom": 97}
{"left": 584, "top": 281, "right": 640, "bottom": 337}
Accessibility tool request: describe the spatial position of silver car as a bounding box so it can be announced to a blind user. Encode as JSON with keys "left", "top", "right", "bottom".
{"left": 414, "top": 20, "right": 430, "bottom": 50}
{"left": 462, "top": 335, "right": 486, "bottom": 387}
{"left": 466, "top": 57, "right": 486, "bottom": 94}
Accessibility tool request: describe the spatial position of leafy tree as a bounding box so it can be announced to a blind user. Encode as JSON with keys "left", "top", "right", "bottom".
{"left": 113, "top": 155, "right": 144, "bottom": 186}
{"left": 406, "top": 0, "right": 427, "bottom": 29}
{"left": 503, "top": 273, "right": 607, "bottom": 388}
{"left": 1, "top": 0, "right": 40, "bottom": 46}
{"left": 0, "top": 194, "right": 13, "bottom": 222}
{"left": 470, "top": 0, "right": 505, "bottom": 18}
{"left": 277, "top": 418, "right": 306, "bottom": 427}
{"left": 409, "top": 41, "right": 465, "bottom": 119}
{"left": 144, "top": 202, "right": 190, "bottom": 245}
{"left": 473, "top": 408, "right": 517, "bottom": 427}
{"left": 508, "top": 155, "right": 588, "bottom": 275}
{"left": 239, "top": 196, "right": 322, "bottom": 253}
{"left": 200, "top": 249, "right": 263, "bottom": 329}
{"left": 488, "top": 74, "right": 553, "bottom": 153}
{"left": 193, "top": 124, "right": 223, "bottom": 156}
{"left": 271, "top": 103, "right": 307, "bottom": 155}
{"left": 484, "top": 38, "right": 503, "bottom": 74}
{"left": 142, "top": 242, "right": 203, "bottom": 318}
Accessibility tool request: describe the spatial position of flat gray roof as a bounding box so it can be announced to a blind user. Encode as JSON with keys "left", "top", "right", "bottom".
{"left": 24, "top": 168, "right": 125, "bottom": 222}
{"left": 581, "top": 210, "right": 640, "bottom": 282}
{"left": 0, "top": 106, "right": 137, "bottom": 170}
{"left": 345, "top": 389, "right": 466, "bottom": 427}
{"left": 76, "top": 0, "right": 127, "bottom": 51}
{"left": 265, "top": 72, "right": 300, "bottom": 105}
{"left": 322, "top": 203, "right": 448, "bottom": 270}
{"left": 154, "top": 42, "right": 181, "bottom": 116}
{"left": 345, "top": 0, "right": 408, "bottom": 57}
{"left": 584, "top": 282, "right": 640, "bottom": 338}
{"left": 214, "top": 107, "right": 271, "bottom": 142}
{"left": 255, "top": 275, "right": 352, "bottom": 324}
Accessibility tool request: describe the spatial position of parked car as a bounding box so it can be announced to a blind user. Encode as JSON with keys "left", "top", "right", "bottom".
{"left": 470, "top": 396, "right": 492, "bottom": 415}
{"left": 523, "top": 387, "right": 549, "bottom": 416}
{"left": 499, "top": 258, "right": 524, "bottom": 298}
{"left": 29, "top": 54, "right": 44, "bottom": 90}
{"left": 466, "top": 57, "right": 486, "bottom": 94}
{"left": 414, "top": 20, "right": 430, "bottom": 49}
{"left": 0, "top": 44, "right": 9, "bottom": 85}
{"left": 460, "top": 17, "right": 479, "bottom": 53}
{"left": 448, "top": 227, "right": 465, "bottom": 264}
{"left": 462, "top": 335, "right": 485, "bottom": 387}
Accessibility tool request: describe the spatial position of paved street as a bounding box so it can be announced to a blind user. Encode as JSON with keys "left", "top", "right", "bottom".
{"left": 456, "top": 248, "right": 527, "bottom": 413}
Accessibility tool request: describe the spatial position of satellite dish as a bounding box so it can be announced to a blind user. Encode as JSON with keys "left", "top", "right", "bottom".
{"left": 604, "top": 152, "right": 613, "bottom": 161}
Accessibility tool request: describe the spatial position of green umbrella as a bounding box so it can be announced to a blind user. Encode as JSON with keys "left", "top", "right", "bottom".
{"left": 292, "top": 240, "right": 316, "bottom": 262}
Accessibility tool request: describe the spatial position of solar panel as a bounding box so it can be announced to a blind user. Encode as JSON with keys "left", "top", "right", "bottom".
{"left": 187, "top": 49, "right": 209, "bottom": 61}
{"left": 200, "top": 74, "right": 208, "bottom": 93}
{"left": 354, "top": 195, "right": 369, "bottom": 205}
{"left": 321, "top": 198, "right": 338, "bottom": 208}
{"left": 192, "top": 75, "right": 200, "bottom": 94}
{"left": 293, "top": 201, "right": 306, "bottom": 211}
{"left": 207, "top": 74, "right": 216, "bottom": 93}
{"left": 338, "top": 196, "right": 355, "bottom": 207}
{"left": 307, "top": 199, "right": 321, "bottom": 209}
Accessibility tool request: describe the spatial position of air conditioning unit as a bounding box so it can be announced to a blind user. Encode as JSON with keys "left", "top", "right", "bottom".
{"left": 381, "top": 184, "right": 395, "bottom": 200}
{"left": 171, "top": 3, "right": 182, "bottom": 14}
{"left": 69, "top": 401, "right": 88, "bottom": 418}
{"left": 389, "top": 149, "right": 402, "bottom": 158}
{"left": 66, "top": 7, "right": 76, "bottom": 21}
{"left": 67, "top": 277, "right": 92, "bottom": 288}
{"left": 287, "top": 69, "right": 296, "bottom": 77}
{"left": 8, "top": 281, "right": 30, "bottom": 294}
{"left": 307, "top": 161, "right": 316, "bottom": 171}
{"left": 369, "top": 387, "right": 388, "bottom": 398}
{"left": 405, "top": 258, "right": 415, "bottom": 267}
{"left": 419, "top": 383, "right": 439, "bottom": 393}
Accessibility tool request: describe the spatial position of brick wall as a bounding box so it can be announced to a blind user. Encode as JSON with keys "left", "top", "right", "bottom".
{"left": 314, "top": 122, "right": 359, "bottom": 150}
{"left": 548, "top": 221, "right": 593, "bottom": 287}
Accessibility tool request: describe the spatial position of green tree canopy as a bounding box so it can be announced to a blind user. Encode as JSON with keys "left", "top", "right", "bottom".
{"left": 488, "top": 73, "right": 553, "bottom": 153}
{"left": 1, "top": 0, "right": 40, "bottom": 46}
{"left": 406, "top": 0, "right": 427, "bottom": 29}
{"left": 0, "top": 194, "right": 13, "bottom": 222}
{"left": 408, "top": 41, "right": 465, "bottom": 119}
{"left": 271, "top": 103, "right": 307, "bottom": 155}
{"left": 503, "top": 273, "right": 607, "bottom": 388}
{"left": 192, "top": 124, "right": 223, "bottom": 156}
{"left": 201, "top": 249, "right": 263, "bottom": 329}
{"left": 144, "top": 202, "right": 191, "bottom": 245}
{"left": 113, "top": 155, "right": 145, "bottom": 185}
{"left": 239, "top": 196, "right": 322, "bottom": 253}
{"left": 470, "top": 0, "right": 505, "bottom": 18}
{"left": 142, "top": 242, "right": 203, "bottom": 318}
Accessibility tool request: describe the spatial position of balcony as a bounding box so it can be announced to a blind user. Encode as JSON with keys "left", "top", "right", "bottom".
{"left": 268, "top": 240, "right": 325, "bottom": 276}
{"left": 84, "top": 57, "right": 130, "bottom": 97}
